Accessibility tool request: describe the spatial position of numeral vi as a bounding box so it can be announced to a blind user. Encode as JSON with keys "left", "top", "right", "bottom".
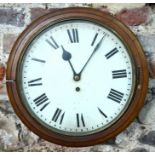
{"left": 76, "top": 113, "right": 85, "bottom": 127}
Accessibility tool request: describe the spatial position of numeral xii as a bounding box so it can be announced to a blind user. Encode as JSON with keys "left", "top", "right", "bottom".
{"left": 67, "top": 29, "right": 79, "bottom": 43}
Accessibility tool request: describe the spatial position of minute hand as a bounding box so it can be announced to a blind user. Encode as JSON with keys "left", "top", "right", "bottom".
{"left": 78, "top": 36, "right": 105, "bottom": 75}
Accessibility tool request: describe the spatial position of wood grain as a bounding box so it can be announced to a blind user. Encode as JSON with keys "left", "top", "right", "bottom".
{"left": 6, "top": 7, "right": 148, "bottom": 147}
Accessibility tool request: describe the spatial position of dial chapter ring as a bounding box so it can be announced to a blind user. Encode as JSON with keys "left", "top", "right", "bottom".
{"left": 6, "top": 7, "right": 148, "bottom": 147}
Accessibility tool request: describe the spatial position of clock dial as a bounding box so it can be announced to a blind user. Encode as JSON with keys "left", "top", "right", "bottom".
{"left": 18, "top": 20, "right": 134, "bottom": 136}
{"left": 6, "top": 8, "right": 148, "bottom": 146}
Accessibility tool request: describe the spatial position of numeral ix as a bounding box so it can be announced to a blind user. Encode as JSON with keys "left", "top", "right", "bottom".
{"left": 28, "top": 78, "right": 42, "bottom": 86}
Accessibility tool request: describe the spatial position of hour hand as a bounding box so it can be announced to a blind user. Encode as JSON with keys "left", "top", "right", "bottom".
{"left": 61, "top": 45, "right": 72, "bottom": 61}
{"left": 61, "top": 45, "right": 77, "bottom": 76}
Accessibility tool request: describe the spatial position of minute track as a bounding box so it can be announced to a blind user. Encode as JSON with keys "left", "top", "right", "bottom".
{"left": 7, "top": 7, "right": 148, "bottom": 147}
{"left": 20, "top": 21, "right": 133, "bottom": 136}
{"left": 20, "top": 21, "right": 133, "bottom": 137}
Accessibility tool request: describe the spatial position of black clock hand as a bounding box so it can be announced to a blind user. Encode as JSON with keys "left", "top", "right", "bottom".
{"left": 61, "top": 45, "right": 77, "bottom": 76}
{"left": 78, "top": 36, "right": 105, "bottom": 76}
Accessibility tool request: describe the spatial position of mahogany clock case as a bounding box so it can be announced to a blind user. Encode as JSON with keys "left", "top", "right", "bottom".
{"left": 6, "top": 7, "right": 148, "bottom": 147}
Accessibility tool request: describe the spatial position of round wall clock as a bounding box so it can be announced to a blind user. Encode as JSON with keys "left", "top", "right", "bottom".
{"left": 6, "top": 7, "right": 148, "bottom": 147}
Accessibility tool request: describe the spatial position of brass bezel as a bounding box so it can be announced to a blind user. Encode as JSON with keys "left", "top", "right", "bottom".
{"left": 6, "top": 7, "right": 148, "bottom": 147}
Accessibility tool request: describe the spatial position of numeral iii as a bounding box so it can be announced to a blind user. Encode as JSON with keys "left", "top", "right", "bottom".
{"left": 112, "top": 69, "right": 127, "bottom": 79}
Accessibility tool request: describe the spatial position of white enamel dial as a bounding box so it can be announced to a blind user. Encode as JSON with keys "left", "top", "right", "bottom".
{"left": 19, "top": 20, "right": 134, "bottom": 136}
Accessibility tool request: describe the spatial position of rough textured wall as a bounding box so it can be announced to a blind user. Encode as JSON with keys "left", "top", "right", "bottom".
{"left": 0, "top": 3, "right": 155, "bottom": 152}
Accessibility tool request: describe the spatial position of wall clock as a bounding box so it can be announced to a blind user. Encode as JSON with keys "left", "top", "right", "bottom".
{"left": 6, "top": 7, "right": 148, "bottom": 147}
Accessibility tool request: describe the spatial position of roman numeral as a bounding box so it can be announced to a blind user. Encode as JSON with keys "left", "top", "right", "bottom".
{"left": 98, "top": 107, "right": 107, "bottom": 118}
{"left": 76, "top": 113, "right": 85, "bottom": 127}
{"left": 31, "top": 58, "right": 46, "bottom": 63}
{"left": 91, "top": 33, "right": 98, "bottom": 46}
{"left": 28, "top": 78, "right": 42, "bottom": 86}
{"left": 107, "top": 89, "right": 124, "bottom": 103}
{"left": 105, "top": 47, "right": 119, "bottom": 59}
{"left": 67, "top": 29, "right": 79, "bottom": 43}
{"left": 46, "top": 36, "right": 59, "bottom": 49}
{"left": 112, "top": 69, "right": 127, "bottom": 79}
{"left": 33, "top": 93, "right": 50, "bottom": 111}
{"left": 52, "top": 108, "right": 65, "bottom": 124}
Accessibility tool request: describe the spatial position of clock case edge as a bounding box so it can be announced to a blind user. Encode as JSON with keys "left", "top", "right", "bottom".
{"left": 6, "top": 7, "right": 149, "bottom": 147}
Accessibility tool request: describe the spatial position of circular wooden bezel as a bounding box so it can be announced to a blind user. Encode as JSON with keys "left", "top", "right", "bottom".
{"left": 6, "top": 7, "right": 148, "bottom": 147}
